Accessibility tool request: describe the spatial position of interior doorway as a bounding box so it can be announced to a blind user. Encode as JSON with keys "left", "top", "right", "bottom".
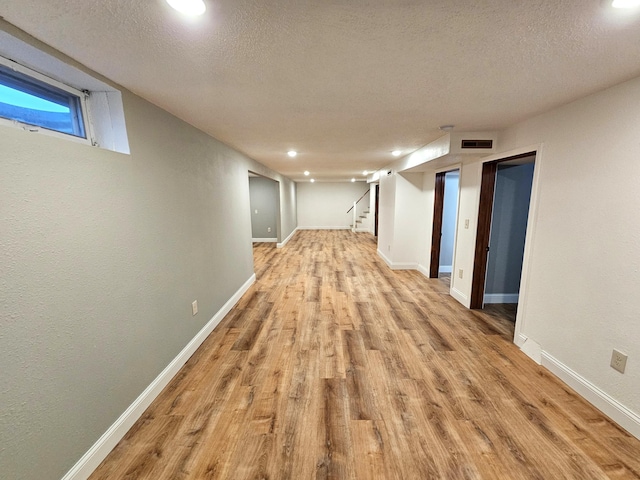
{"left": 248, "top": 172, "right": 280, "bottom": 243}
{"left": 429, "top": 169, "right": 460, "bottom": 278}
{"left": 470, "top": 153, "right": 536, "bottom": 311}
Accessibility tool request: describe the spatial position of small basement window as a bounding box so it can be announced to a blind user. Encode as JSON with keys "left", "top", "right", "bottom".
{"left": 0, "top": 56, "right": 89, "bottom": 142}
{"left": 0, "top": 27, "right": 130, "bottom": 154}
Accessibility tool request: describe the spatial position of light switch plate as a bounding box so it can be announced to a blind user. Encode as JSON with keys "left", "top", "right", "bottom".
{"left": 610, "top": 349, "right": 627, "bottom": 373}
{"left": 192, "top": 300, "right": 198, "bottom": 316}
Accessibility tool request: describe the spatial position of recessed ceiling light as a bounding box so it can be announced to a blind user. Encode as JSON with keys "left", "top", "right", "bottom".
{"left": 392, "top": 150, "right": 402, "bottom": 157}
{"left": 304, "top": 171, "right": 310, "bottom": 176}
{"left": 351, "top": 178, "right": 356, "bottom": 182}
{"left": 363, "top": 170, "right": 368, "bottom": 175}
{"left": 287, "top": 150, "right": 298, "bottom": 158}
{"left": 310, "top": 179, "right": 315, "bottom": 183}
{"left": 166, "top": 0, "right": 206, "bottom": 16}
{"left": 439, "top": 125, "right": 455, "bottom": 131}
{"left": 612, "top": 0, "right": 640, "bottom": 7}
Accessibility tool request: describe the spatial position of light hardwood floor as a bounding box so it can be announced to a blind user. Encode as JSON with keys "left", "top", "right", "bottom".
{"left": 90, "top": 230, "right": 640, "bottom": 479}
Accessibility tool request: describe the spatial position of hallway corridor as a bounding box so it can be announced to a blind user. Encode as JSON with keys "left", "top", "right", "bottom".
{"left": 90, "top": 230, "right": 640, "bottom": 479}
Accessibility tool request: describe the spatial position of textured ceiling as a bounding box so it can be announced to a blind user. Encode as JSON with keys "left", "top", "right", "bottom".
{"left": 2, "top": 0, "right": 640, "bottom": 180}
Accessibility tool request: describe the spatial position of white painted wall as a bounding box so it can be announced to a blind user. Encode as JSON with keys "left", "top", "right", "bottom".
{"left": 377, "top": 172, "right": 433, "bottom": 272}
{"left": 377, "top": 173, "right": 396, "bottom": 261}
{"left": 297, "top": 181, "right": 369, "bottom": 229}
{"left": 449, "top": 161, "right": 482, "bottom": 307}
{"left": 497, "top": 77, "right": 640, "bottom": 432}
{"left": 368, "top": 183, "right": 378, "bottom": 234}
{"left": 393, "top": 173, "right": 430, "bottom": 268}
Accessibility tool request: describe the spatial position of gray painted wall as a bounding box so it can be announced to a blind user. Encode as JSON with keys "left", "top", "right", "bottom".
{"left": 485, "top": 162, "right": 535, "bottom": 296}
{"left": 249, "top": 176, "right": 278, "bottom": 239}
{"left": 0, "top": 28, "right": 296, "bottom": 480}
{"left": 439, "top": 170, "right": 459, "bottom": 272}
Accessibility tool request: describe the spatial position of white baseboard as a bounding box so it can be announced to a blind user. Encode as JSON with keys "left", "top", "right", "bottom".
{"left": 541, "top": 351, "right": 640, "bottom": 440}
{"left": 376, "top": 249, "right": 417, "bottom": 270}
{"left": 277, "top": 228, "right": 297, "bottom": 248}
{"left": 450, "top": 287, "right": 469, "bottom": 308}
{"left": 296, "top": 226, "right": 351, "bottom": 230}
{"left": 252, "top": 238, "right": 277, "bottom": 243}
{"left": 438, "top": 265, "right": 452, "bottom": 273}
{"left": 61, "top": 274, "right": 257, "bottom": 480}
{"left": 483, "top": 293, "right": 519, "bottom": 304}
{"left": 417, "top": 264, "right": 429, "bottom": 278}
{"left": 514, "top": 332, "right": 528, "bottom": 348}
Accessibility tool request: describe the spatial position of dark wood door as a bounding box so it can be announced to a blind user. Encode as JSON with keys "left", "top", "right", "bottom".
{"left": 470, "top": 152, "right": 536, "bottom": 309}
{"left": 429, "top": 172, "right": 446, "bottom": 278}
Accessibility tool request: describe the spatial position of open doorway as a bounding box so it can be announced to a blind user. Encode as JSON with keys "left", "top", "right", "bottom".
{"left": 470, "top": 153, "right": 536, "bottom": 314}
{"left": 248, "top": 172, "right": 280, "bottom": 243}
{"left": 429, "top": 169, "right": 460, "bottom": 280}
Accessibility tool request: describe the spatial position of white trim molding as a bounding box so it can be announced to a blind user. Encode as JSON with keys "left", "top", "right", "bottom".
{"left": 417, "top": 264, "right": 429, "bottom": 278}
{"left": 438, "top": 265, "right": 453, "bottom": 274}
{"left": 450, "top": 287, "right": 469, "bottom": 308}
{"left": 483, "top": 293, "right": 519, "bottom": 304}
{"left": 296, "top": 226, "right": 351, "bottom": 230}
{"left": 376, "top": 249, "right": 418, "bottom": 270}
{"left": 277, "top": 228, "right": 297, "bottom": 248}
{"left": 252, "top": 238, "right": 277, "bottom": 243}
{"left": 541, "top": 351, "right": 640, "bottom": 440}
{"left": 61, "top": 274, "right": 257, "bottom": 480}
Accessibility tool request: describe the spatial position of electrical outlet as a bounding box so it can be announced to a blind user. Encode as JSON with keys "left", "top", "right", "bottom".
{"left": 610, "top": 349, "right": 628, "bottom": 373}
{"left": 458, "top": 269, "right": 463, "bottom": 279}
{"left": 254, "top": 209, "right": 258, "bottom": 214}
{"left": 267, "top": 227, "right": 271, "bottom": 233}
{"left": 192, "top": 300, "right": 198, "bottom": 316}
{"left": 465, "top": 219, "right": 470, "bottom": 229}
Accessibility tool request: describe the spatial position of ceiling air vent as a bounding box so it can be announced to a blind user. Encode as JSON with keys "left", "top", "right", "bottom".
{"left": 461, "top": 139, "right": 493, "bottom": 149}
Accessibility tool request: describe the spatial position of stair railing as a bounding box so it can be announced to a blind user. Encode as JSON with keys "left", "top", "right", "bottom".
{"left": 347, "top": 189, "right": 370, "bottom": 232}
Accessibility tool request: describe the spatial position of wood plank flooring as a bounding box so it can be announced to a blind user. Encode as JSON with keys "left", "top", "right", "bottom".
{"left": 90, "top": 230, "right": 640, "bottom": 479}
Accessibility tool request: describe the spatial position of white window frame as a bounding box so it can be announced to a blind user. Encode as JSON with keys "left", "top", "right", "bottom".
{"left": 0, "top": 54, "right": 94, "bottom": 146}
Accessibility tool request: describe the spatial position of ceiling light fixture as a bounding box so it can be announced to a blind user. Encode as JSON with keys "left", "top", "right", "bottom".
{"left": 363, "top": 170, "right": 368, "bottom": 175}
{"left": 439, "top": 125, "right": 455, "bottom": 131}
{"left": 310, "top": 179, "right": 315, "bottom": 183}
{"left": 304, "top": 171, "right": 310, "bottom": 176}
{"left": 612, "top": 0, "right": 640, "bottom": 7}
{"left": 166, "top": 0, "right": 206, "bottom": 16}
{"left": 392, "top": 150, "right": 402, "bottom": 157}
{"left": 287, "top": 150, "right": 297, "bottom": 158}
{"left": 351, "top": 178, "right": 356, "bottom": 182}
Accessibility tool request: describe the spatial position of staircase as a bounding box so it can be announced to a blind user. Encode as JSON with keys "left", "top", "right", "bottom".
{"left": 347, "top": 189, "right": 371, "bottom": 233}
{"left": 352, "top": 209, "right": 371, "bottom": 232}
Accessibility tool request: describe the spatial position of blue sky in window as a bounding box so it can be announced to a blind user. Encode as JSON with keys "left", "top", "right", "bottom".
{"left": 0, "top": 84, "right": 69, "bottom": 113}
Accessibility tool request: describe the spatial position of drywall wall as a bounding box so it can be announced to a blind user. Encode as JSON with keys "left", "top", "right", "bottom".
{"left": 0, "top": 27, "right": 296, "bottom": 480}
{"left": 449, "top": 161, "right": 482, "bottom": 307}
{"left": 369, "top": 183, "right": 378, "bottom": 235}
{"left": 249, "top": 176, "right": 279, "bottom": 240}
{"left": 495, "top": 75, "right": 640, "bottom": 429}
{"left": 392, "top": 173, "right": 430, "bottom": 268}
{"left": 485, "top": 163, "right": 534, "bottom": 298}
{"left": 376, "top": 171, "right": 432, "bottom": 271}
{"left": 377, "top": 173, "right": 396, "bottom": 260}
{"left": 439, "top": 171, "right": 460, "bottom": 273}
{"left": 297, "top": 181, "right": 369, "bottom": 229}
